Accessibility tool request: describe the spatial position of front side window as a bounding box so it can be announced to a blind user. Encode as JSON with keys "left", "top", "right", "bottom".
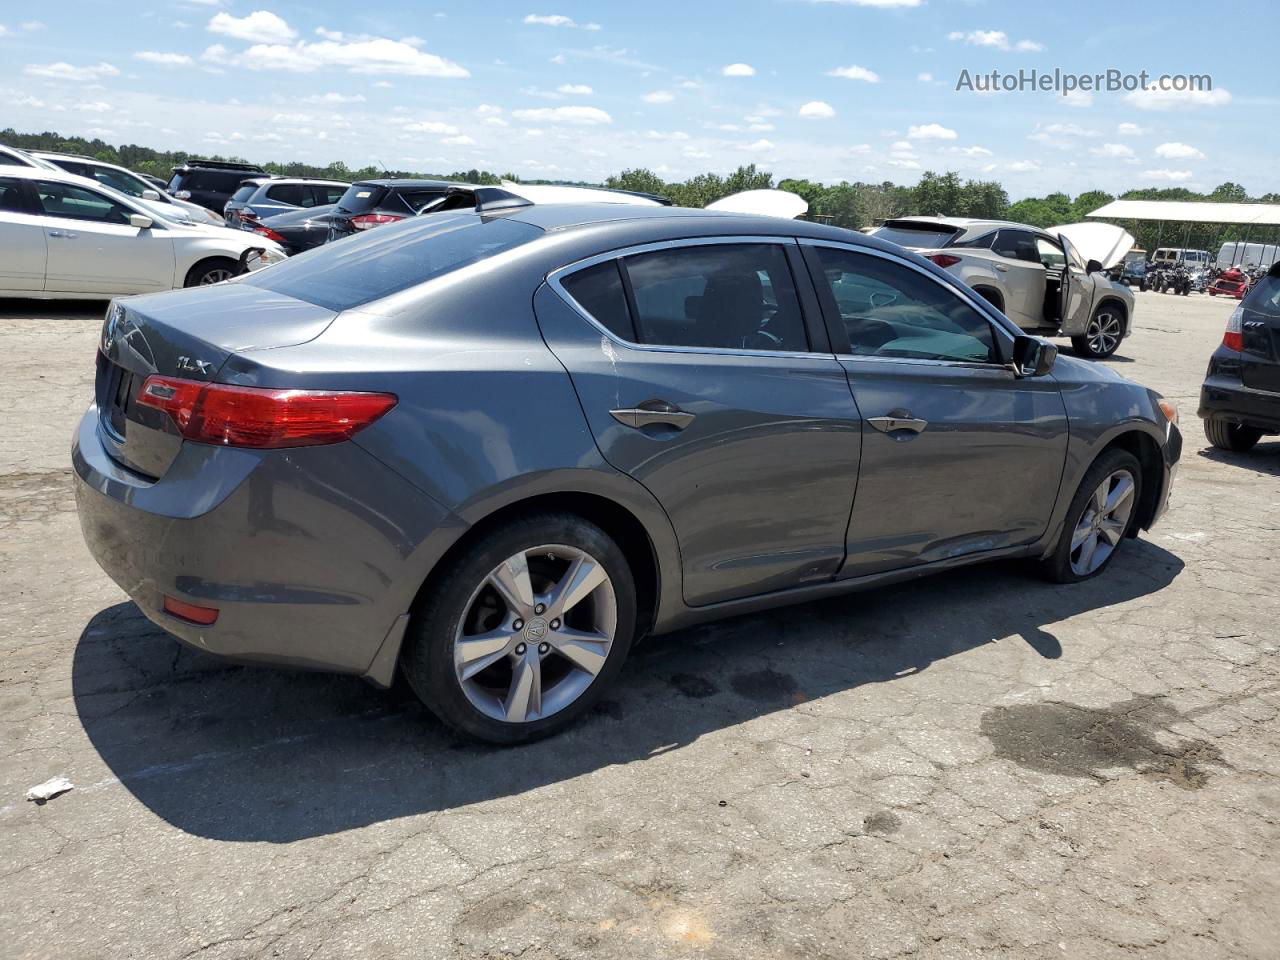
{"left": 0, "top": 176, "right": 28, "bottom": 213}
{"left": 620, "top": 244, "right": 807, "bottom": 352}
{"left": 34, "top": 180, "right": 133, "bottom": 224}
{"left": 813, "top": 246, "right": 996, "bottom": 364}
{"left": 89, "top": 167, "right": 148, "bottom": 198}
{"left": 1035, "top": 237, "right": 1066, "bottom": 269}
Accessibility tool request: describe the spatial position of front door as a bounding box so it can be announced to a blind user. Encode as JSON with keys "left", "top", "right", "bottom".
{"left": 0, "top": 176, "right": 47, "bottom": 291}
{"left": 32, "top": 179, "right": 176, "bottom": 296}
{"left": 803, "top": 241, "right": 1070, "bottom": 577}
{"left": 535, "top": 238, "right": 863, "bottom": 606}
{"left": 1056, "top": 234, "right": 1093, "bottom": 331}
{"left": 989, "top": 229, "right": 1048, "bottom": 329}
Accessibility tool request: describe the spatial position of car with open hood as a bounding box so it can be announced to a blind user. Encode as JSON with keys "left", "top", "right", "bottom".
{"left": 870, "top": 217, "right": 1137, "bottom": 359}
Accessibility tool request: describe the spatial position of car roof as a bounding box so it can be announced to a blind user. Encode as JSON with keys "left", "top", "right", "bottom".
{"left": 885, "top": 216, "right": 1043, "bottom": 233}
{"left": 355, "top": 178, "right": 455, "bottom": 189}
{"left": 254, "top": 177, "right": 349, "bottom": 186}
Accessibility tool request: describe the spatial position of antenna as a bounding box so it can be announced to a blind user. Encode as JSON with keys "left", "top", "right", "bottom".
{"left": 372, "top": 156, "right": 390, "bottom": 176}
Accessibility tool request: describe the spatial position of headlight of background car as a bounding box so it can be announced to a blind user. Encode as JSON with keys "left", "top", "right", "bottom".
{"left": 242, "top": 246, "right": 289, "bottom": 273}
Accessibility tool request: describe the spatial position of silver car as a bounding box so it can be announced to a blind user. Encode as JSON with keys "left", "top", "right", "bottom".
{"left": 872, "top": 217, "right": 1137, "bottom": 359}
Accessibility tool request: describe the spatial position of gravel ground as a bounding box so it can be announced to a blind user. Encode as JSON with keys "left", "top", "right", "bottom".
{"left": 1, "top": 290, "right": 1277, "bottom": 960}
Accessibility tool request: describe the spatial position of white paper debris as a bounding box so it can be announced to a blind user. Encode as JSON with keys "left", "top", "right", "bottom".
{"left": 26, "top": 776, "right": 74, "bottom": 803}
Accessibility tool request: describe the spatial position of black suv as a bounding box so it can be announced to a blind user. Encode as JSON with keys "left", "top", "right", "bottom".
{"left": 1200, "top": 261, "right": 1280, "bottom": 452}
{"left": 168, "top": 159, "right": 268, "bottom": 214}
{"left": 327, "top": 179, "right": 453, "bottom": 242}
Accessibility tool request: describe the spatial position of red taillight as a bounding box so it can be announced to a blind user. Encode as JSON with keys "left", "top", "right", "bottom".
{"left": 1223, "top": 305, "right": 1244, "bottom": 351}
{"left": 927, "top": 254, "right": 961, "bottom": 268}
{"left": 350, "top": 213, "right": 404, "bottom": 230}
{"left": 137, "top": 375, "right": 397, "bottom": 448}
{"left": 252, "top": 225, "right": 287, "bottom": 245}
{"left": 163, "top": 596, "right": 219, "bottom": 625}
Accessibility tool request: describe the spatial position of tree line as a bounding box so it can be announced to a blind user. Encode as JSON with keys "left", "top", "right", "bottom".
{"left": 4, "top": 127, "right": 1276, "bottom": 252}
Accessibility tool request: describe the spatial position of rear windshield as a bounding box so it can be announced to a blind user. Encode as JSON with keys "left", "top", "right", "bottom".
{"left": 873, "top": 222, "right": 961, "bottom": 250}
{"left": 1244, "top": 274, "right": 1280, "bottom": 317}
{"left": 229, "top": 184, "right": 258, "bottom": 203}
{"left": 336, "top": 183, "right": 385, "bottom": 213}
{"left": 243, "top": 214, "right": 542, "bottom": 311}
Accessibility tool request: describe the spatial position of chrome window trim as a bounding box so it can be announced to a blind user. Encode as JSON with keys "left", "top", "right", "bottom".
{"left": 798, "top": 237, "right": 1023, "bottom": 367}
{"left": 546, "top": 235, "right": 838, "bottom": 361}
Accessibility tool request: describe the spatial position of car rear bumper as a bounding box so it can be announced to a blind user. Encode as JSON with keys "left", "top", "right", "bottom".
{"left": 73, "top": 403, "right": 463, "bottom": 680}
{"left": 1199, "top": 375, "right": 1280, "bottom": 433}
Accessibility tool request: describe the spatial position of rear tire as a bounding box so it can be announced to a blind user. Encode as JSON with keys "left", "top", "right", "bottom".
{"left": 1041, "top": 449, "right": 1143, "bottom": 584}
{"left": 401, "top": 513, "right": 637, "bottom": 745}
{"left": 1204, "top": 418, "right": 1263, "bottom": 452}
{"left": 184, "top": 257, "right": 238, "bottom": 287}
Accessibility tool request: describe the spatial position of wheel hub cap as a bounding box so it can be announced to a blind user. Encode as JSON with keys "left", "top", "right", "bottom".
{"left": 1069, "top": 468, "right": 1136, "bottom": 575}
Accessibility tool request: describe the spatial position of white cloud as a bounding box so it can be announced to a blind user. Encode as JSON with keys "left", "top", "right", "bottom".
{"left": 808, "top": 0, "right": 922, "bottom": 6}
{"left": 799, "top": 100, "right": 836, "bottom": 119}
{"left": 400, "top": 119, "right": 460, "bottom": 135}
{"left": 523, "top": 14, "right": 598, "bottom": 28}
{"left": 22, "top": 21, "right": 46, "bottom": 31}
{"left": 76, "top": 101, "right": 114, "bottom": 113}
{"left": 642, "top": 90, "right": 675, "bottom": 103}
{"left": 1028, "top": 122, "right": 1098, "bottom": 147}
{"left": 1142, "top": 169, "right": 1193, "bottom": 181}
{"left": 1154, "top": 141, "right": 1206, "bottom": 160}
{"left": 557, "top": 83, "right": 592, "bottom": 95}
{"left": 23, "top": 61, "right": 120, "bottom": 81}
{"left": 1091, "top": 143, "right": 1136, "bottom": 159}
{"left": 826, "top": 65, "right": 879, "bottom": 83}
{"left": 907, "top": 122, "right": 957, "bottom": 140}
{"left": 947, "top": 29, "right": 1042, "bottom": 52}
{"left": 742, "top": 139, "right": 774, "bottom": 152}
{"left": 1116, "top": 122, "right": 1149, "bottom": 136}
{"left": 208, "top": 10, "right": 296, "bottom": 44}
{"left": 888, "top": 158, "right": 921, "bottom": 170}
{"left": 239, "top": 37, "right": 469, "bottom": 76}
{"left": 1124, "top": 85, "right": 1231, "bottom": 111}
{"left": 952, "top": 145, "right": 993, "bottom": 157}
{"left": 722, "top": 63, "right": 756, "bottom": 77}
{"left": 1007, "top": 160, "right": 1040, "bottom": 172}
{"left": 512, "top": 105, "right": 612, "bottom": 125}
{"left": 475, "top": 104, "right": 502, "bottom": 116}
{"left": 442, "top": 134, "right": 476, "bottom": 146}
{"left": 1061, "top": 89, "right": 1093, "bottom": 108}
{"left": 201, "top": 43, "right": 231, "bottom": 64}
{"left": 304, "top": 91, "right": 366, "bottom": 103}
{"left": 644, "top": 130, "right": 690, "bottom": 141}
{"left": 134, "top": 51, "right": 194, "bottom": 66}
{"left": 917, "top": 72, "right": 934, "bottom": 83}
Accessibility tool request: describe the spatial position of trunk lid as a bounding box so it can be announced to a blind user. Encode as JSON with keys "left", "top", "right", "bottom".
{"left": 95, "top": 284, "right": 338, "bottom": 478}
{"left": 1051, "top": 222, "right": 1135, "bottom": 270}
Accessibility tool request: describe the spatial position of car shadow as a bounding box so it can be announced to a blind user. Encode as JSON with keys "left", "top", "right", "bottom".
{"left": 0, "top": 298, "right": 108, "bottom": 319}
{"left": 1197, "top": 440, "right": 1280, "bottom": 477}
{"left": 73, "top": 541, "right": 1184, "bottom": 842}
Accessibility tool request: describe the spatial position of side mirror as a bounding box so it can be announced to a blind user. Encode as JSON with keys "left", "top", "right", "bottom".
{"left": 1085, "top": 258, "right": 1104, "bottom": 274}
{"left": 1011, "top": 335, "right": 1057, "bottom": 378}
{"left": 142, "top": 189, "right": 161, "bottom": 201}
{"left": 128, "top": 213, "right": 154, "bottom": 229}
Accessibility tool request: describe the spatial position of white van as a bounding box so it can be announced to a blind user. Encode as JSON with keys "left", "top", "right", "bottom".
{"left": 1215, "top": 241, "right": 1280, "bottom": 271}
{"left": 1152, "top": 248, "right": 1211, "bottom": 269}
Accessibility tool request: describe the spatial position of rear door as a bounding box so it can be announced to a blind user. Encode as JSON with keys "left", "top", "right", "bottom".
{"left": 1239, "top": 272, "right": 1280, "bottom": 393}
{"left": 988, "top": 229, "right": 1047, "bottom": 328}
{"left": 0, "top": 176, "right": 47, "bottom": 291}
{"left": 33, "top": 179, "right": 175, "bottom": 295}
{"left": 536, "top": 237, "right": 863, "bottom": 606}
{"left": 802, "top": 240, "right": 1069, "bottom": 577}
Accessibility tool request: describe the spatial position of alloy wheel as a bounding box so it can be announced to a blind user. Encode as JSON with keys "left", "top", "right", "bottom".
{"left": 199, "top": 268, "right": 235, "bottom": 285}
{"left": 1069, "top": 469, "right": 1136, "bottom": 575}
{"left": 453, "top": 544, "right": 617, "bottom": 724}
{"left": 1086, "top": 312, "right": 1123, "bottom": 356}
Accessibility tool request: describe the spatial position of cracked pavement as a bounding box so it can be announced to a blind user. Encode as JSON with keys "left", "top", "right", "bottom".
{"left": 1, "top": 291, "right": 1278, "bottom": 959}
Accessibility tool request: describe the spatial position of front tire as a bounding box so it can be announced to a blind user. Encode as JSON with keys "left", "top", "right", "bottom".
{"left": 1041, "top": 449, "right": 1142, "bottom": 584}
{"left": 401, "top": 513, "right": 637, "bottom": 744}
{"left": 1071, "top": 306, "right": 1125, "bottom": 359}
{"left": 184, "top": 257, "right": 238, "bottom": 287}
{"left": 1204, "top": 418, "right": 1263, "bottom": 452}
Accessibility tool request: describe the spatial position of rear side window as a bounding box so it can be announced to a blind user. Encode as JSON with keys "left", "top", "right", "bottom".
{"left": 266, "top": 183, "right": 309, "bottom": 206}
{"left": 0, "top": 176, "right": 28, "bottom": 213}
{"left": 812, "top": 246, "right": 996, "bottom": 364}
{"left": 395, "top": 189, "right": 448, "bottom": 214}
{"left": 561, "top": 261, "right": 635, "bottom": 341}
{"left": 620, "top": 244, "right": 807, "bottom": 352}
{"left": 314, "top": 184, "right": 347, "bottom": 205}
{"left": 229, "top": 184, "right": 258, "bottom": 203}
{"left": 243, "top": 214, "right": 541, "bottom": 311}
{"left": 992, "top": 230, "right": 1041, "bottom": 263}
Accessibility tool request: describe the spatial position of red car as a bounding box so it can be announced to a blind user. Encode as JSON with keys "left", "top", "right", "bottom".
{"left": 1209, "top": 269, "right": 1251, "bottom": 299}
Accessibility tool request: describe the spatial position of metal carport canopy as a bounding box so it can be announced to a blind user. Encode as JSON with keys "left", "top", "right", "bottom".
{"left": 1086, "top": 199, "right": 1280, "bottom": 226}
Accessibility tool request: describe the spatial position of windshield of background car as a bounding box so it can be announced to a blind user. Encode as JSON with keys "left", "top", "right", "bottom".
{"left": 871, "top": 223, "right": 960, "bottom": 249}
{"left": 242, "top": 214, "right": 542, "bottom": 311}
{"left": 335, "top": 183, "right": 385, "bottom": 213}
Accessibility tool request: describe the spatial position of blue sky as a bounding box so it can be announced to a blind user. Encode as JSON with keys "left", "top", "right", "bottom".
{"left": 3, "top": 0, "right": 1273, "bottom": 199}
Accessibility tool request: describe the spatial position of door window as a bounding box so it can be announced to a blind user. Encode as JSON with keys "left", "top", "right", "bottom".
{"left": 266, "top": 183, "right": 310, "bottom": 207}
{"left": 812, "top": 246, "right": 996, "bottom": 363}
{"left": 87, "top": 166, "right": 148, "bottom": 198}
{"left": 620, "top": 244, "right": 807, "bottom": 352}
{"left": 560, "top": 260, "right": 636, "bottom": 341}
{"left": 1035, "top": 237, "right": 1066, "bottom": 269}
{"left": 34, "top": 181, "right": 133, "bottom": 224}
{"left": 314, "top": 185, "right": 347, "bottom": 205}
{"left": 992, "top": 230, "right": 1042, "bottom": 263}
{"left": 0, "top": 177, "right": 29, "bottom": 213}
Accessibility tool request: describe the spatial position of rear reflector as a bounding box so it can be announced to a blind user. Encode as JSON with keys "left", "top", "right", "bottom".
{"left": 350, "top": 213, "right": 404, "bottom": 230}
{"left": 927, "top": 254, "right": 962, "bottom": 268}
{"left": 163, "top": 596, "right": 219, "bottom": 625}
{"left": 1223, "top": 305, "right": 1244, "bottom": 352}
{"left": 137, "top": 375, "right": 397, "bottom": 448}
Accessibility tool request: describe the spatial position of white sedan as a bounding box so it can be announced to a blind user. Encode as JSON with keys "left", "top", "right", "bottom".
{"left": 0, "top": 166, "right": 284, "bottom": 298}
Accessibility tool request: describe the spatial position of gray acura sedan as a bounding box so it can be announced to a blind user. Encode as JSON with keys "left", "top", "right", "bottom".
{"left": 75, "top": 196, "right": 1182, "bottom": 743}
